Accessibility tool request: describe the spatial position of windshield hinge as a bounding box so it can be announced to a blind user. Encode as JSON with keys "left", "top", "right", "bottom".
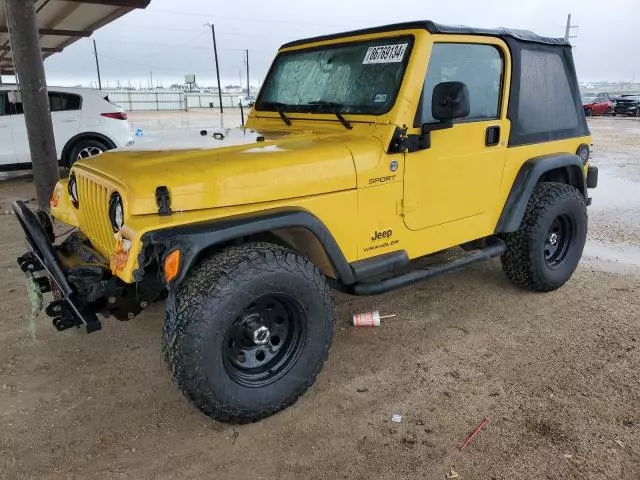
{"left": 155, "top": 186, "right": 172, "bottom": 216}
{"left": 388, "top": 126, "right": 430, "bottom": 154}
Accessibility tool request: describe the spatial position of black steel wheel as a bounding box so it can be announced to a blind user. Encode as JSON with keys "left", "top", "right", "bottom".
{"left": 163, "top": 242, "right": 334, "bottom": 423}
{"left": 223, "top": 294, "right": 307, "bottom": 387}
{"left": 501, "top": 182, "right": 587, "bottom": 292}
{"left": 543, "top": 214, "right": 576, "bottom": 269}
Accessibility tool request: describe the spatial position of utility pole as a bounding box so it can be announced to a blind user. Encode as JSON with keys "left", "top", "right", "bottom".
{"left": 207, "top": 23, "right": 224, "bottom": 114}
{"left": 245, "top": 49, "right": 250, "bottom": 96}
{"left": 93, "top": 39, "right": 102, "bottom": 90}
{"left": 149, "top": 71, "right": 153, "bottom": 90}
{"left": 5, "top": 0, "right": 59, "bottom": 209}
{"left": 564, "top": 14, "right": 579, "bottom": 43}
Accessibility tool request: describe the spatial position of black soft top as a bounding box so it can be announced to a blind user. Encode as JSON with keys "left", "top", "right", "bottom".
{"left": 281, "top": 21, "right": 568, "bottom": 49}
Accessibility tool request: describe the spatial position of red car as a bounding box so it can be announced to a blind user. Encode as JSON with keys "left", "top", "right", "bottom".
{"left": 582, "top": 94, "right": 614, "bottom": 116}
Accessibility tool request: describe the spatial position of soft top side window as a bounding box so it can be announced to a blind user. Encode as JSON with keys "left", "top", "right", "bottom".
{"left": 418, "top": 43, "right": 503, "bottom": 125}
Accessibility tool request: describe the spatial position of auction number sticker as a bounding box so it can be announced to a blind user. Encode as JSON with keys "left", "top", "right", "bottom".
{"left": 362, "top": 43, "right": 408, "bottom": 64}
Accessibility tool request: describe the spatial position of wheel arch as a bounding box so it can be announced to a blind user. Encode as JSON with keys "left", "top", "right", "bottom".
{"left": 137, "top": 209, "right": 356, "bottom": 287}
{"left": 61, "top": 132, "right": 117, "bottom": 167}
{"left": 496, "top": 153, "right": 586, "bottom": 233}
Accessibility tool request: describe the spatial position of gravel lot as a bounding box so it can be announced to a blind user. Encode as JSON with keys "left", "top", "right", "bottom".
{"left": 0, "top": 115, "right": 638, "bottom": 480}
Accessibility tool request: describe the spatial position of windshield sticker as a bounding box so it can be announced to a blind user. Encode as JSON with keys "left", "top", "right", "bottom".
{"left": 362, "top": 43, "right": 408, "bottom": 64}
{"left": 373, "top": 93, "right": 388, "bottom": 103}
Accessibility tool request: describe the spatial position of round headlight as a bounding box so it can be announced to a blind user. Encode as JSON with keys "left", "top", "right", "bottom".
{"left": 108, "top": 192, "right": 124, "bottom": 232}
{"left": 68, "top": 174, "right": 79, "bottom": 207}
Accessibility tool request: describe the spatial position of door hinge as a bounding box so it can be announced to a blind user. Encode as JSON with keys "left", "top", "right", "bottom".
{"left": 388, "top": 126, "right": 430, "bottom": 154}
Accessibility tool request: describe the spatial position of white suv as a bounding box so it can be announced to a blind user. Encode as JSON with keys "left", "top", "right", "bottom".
{"left": 0, "top": 86, "right": 133, "bottom": 170}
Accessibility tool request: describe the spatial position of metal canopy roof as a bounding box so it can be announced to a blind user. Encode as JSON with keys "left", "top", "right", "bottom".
{"left": 0, "top": 0, "right": 151, "bottom": 75}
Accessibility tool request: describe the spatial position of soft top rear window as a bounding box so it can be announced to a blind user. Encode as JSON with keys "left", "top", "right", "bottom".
{"left": 256, "top": 36, "right": 413, "bottom": 115}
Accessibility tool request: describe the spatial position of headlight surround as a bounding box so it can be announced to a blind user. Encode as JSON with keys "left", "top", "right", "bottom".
{"left": 68, "top": 174, "right": 79, "bottom": 207}
{"left": 108, "top": 192, "right": 124, "bottom": 232}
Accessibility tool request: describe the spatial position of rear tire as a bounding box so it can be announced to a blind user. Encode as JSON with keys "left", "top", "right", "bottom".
{"left": 501, "top": 182, "right": 587, "bottom": 292}
{"left": 163, "top": 242, "right": 335, "bottom": 423}
{"left": 67, "top": 139, "right": 109, "bottom": 167}
{"left": 584, "top": 108, "right": 592, "bottom": 117}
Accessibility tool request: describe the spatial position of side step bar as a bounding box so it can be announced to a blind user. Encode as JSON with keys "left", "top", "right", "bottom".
{"left": 349, "top": 238, "right": 506, "bottom": 296}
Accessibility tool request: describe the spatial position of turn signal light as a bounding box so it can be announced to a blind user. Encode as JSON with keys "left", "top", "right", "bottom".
{"left": 164, "top": 250, "right": 181, "bottom": 283}
{"left": 50, "top": 188, "right": 61, "bottom": 208}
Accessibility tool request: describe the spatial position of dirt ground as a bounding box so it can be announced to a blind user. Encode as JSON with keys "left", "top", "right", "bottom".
{"left": 0, "top": 116, "right": 639, "bottom": 480}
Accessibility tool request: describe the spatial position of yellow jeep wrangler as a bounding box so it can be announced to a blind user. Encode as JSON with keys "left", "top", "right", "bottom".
{"left": 14, "top": 21, "right": 598, "bottom": 423}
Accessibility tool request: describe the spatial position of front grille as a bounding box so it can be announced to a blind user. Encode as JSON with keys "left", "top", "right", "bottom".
{"left": 76, "top": 173, "right": 116, "bottom": 258}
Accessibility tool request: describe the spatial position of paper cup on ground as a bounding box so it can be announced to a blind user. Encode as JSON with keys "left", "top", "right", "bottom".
{"left": 352, "top": 310, "right": 381, "bottom": 327}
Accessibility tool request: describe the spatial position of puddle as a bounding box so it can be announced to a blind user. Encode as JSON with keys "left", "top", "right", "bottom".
{"left": 583, "top": 241, "right": 640, "bottom": 276}
{"left": 589, "top": 168, "right": 640, "bottom": 211}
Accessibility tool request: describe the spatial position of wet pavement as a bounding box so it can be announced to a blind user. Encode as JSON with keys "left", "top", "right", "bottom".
{"left": 584, "top": 117, "right": 640, "bottom": 274}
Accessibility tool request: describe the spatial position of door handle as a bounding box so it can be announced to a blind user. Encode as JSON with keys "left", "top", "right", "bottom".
{"left": 60, "top": 119, "right": 77, "bottom": 123}
{"left": 485, "top": 126, "right": 500, "bottom": 146}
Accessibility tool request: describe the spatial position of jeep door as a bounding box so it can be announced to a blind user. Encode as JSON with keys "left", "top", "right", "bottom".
{"left": 403, "top": 38, "right": 510, "bottom": 235}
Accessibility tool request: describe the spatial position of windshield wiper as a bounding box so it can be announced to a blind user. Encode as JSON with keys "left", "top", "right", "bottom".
{"left": 306, "top": 101, "right": 353, "bottom": 130}
{"left": 262, "top": 101, "right": 292, "bottom": 126}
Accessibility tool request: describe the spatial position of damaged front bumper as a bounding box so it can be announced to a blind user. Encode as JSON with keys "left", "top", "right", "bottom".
{"left": 12, "top": 201, "right": 163, "bottom": 333}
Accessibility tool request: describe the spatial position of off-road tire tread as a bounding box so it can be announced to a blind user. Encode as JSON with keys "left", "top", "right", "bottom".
{"left": 501, "top": 182, "right": 586, "bottom": 292}
{"left": 162, "top": 242, "right": 334, "bottom": 423}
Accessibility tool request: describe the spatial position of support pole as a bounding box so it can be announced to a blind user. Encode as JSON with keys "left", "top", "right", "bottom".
{"left": 5, "top": 0, "right": 59, "bottom": 210}
{"left": 93, "top": 39, "right": 102, "bottom": 90}
{"left": 245, "top": 49, "right": 250, "bottom": 97}
{"left": 564, "top": 14, "right": 572, "bottom": 41}
{"left": 209, "top": 24, "right": 223, "bottom": 114}
{"left": 564, "top": 13, "right": 578, "bottom": 44}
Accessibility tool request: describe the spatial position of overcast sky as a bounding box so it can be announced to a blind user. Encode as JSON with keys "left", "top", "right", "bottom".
{"left": 33, "top": 0, "right": 640, "bottom": 87}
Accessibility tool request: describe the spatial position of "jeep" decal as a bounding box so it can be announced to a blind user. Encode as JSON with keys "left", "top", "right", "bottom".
{"left": 371, "top": 229, "right": 393, "bottom": 241}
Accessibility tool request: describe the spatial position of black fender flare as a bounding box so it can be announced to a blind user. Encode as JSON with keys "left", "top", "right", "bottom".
{"left": 137, "top": 209, "right": 356, "bottom": 286}
{"left": 61, "top": 132, "right": 117, "bottom": 166}
{"left": 495, "top": 153, "right": 586, "bottom": 233}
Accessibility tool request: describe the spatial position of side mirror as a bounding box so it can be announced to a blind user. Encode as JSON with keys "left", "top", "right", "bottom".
{"left": 431, "top": 81, "right": 470, "bottom": 121}
{"left": 7, "top": 91, "right": 22, "bottom": 104}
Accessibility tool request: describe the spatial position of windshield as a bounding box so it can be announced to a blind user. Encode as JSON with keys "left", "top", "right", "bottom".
{"left": 581, "top": 95, "right": 595, "bottom": 103}
{"left": 256, "top": 36, "right": 412, "bottom": 115}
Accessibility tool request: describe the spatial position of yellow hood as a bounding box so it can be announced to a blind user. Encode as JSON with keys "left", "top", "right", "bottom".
{"left": 73, "top": 128, "right": 359, "bottom": 215}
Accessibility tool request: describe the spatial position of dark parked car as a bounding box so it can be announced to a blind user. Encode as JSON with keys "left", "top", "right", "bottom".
{"left": 614, "top": 95, "right": 640, "bottom": 116}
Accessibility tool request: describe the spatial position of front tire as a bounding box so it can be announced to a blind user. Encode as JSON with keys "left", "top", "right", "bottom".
{"left": 501, "top": 182, "right": 587, "bottom": 292}
{"left": 163, "top": 242, "right": 334, "bottom": 423}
